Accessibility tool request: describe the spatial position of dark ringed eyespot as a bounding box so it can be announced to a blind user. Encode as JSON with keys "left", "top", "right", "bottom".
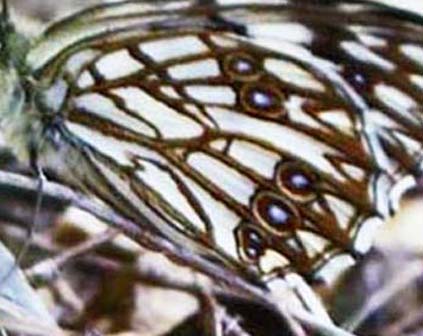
{"left": 252, "top": 192, "right": 300, "bottom": 235}
{"left": 240, "top": 83, "right": 285, "bottom": 117}
{"left": 223, "top": 52, "right": 260, "bottom": 80}
{"left": 276, "top": 162, "right": 318, "bottom": 201}
{"left": 236, "top": 226, "right": 266, "bottom": 262}
{"left": 343, "top": 65, "right": 373, "bottom": 92}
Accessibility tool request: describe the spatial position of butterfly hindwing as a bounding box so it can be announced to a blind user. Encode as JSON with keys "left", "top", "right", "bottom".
{"left": 33, "top": 0, "right": 423, "bottom": 282}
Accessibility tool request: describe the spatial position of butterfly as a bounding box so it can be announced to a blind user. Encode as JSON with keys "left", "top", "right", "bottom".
{"left": 2, "top": 0, "right": 423, "bottom": 287}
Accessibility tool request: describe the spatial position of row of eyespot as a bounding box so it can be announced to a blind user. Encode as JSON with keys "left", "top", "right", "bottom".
{"left": 236, "top": 161, "right": 318, "bottom": 263}
{"left": 223, "top": 52, "right": 285, "bottom": 117}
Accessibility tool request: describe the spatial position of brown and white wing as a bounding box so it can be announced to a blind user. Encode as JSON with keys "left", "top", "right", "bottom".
{"left": 30, "top": 0, "right": 423, "bottom": 282}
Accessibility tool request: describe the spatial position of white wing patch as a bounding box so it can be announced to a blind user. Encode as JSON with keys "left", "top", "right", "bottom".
{"left": 315, "top": 254, "right": 355, "bottom": 283}
{"left": 260, "top": 250, "right": 290, "bottom": 273}
{"left": 324, "top": 195, "right": 355, "bottom": 230}
{"left": 65, "top": 122, "right": 163, "bottom": 166}
{"left": 340, "top": 163, "right": 366, "bottom": 181}
{"left": 134, "top": 159, "right": 207, "bottom": 232}
{"left": 168, "top": 59, "right": 220, "bottom": 80}
{"left": 296, "top": 230, "right": 329, "bottom": 259}
{"left": 400, "top": 44, "right": 423, "bottom": 68}
{"left": 75, "top": 93, "right": 157, "bottom": 137}
{"left": 65, "top": 49, "right": 101, "bottom": 76}
{"left": 160, "top": 86, "right": 181, "bottom": 99}
{"left": 139, "top": 36, "right": 209, "bottom": 62}
{"left": 209, "top": 107, "right": 344, "bottom": 180}
{"left": 95, "top": 49, "right": 144, "bottom": 80}
{"left": 374, "top": 84, "right": 420, "bottom": 124}
{"left": 179, "top": 174, "right": 241, "bottom": 258}
{"left": 353, "top": 217, "right": 383, "bottom": 254}
{"left": 112, "top": 87, "right": 204, "bottom": 138}
{"left": 409, "top": 74, "right": 423, "bottom": 90}
{"left": 341, "top": 41, "right": 395, "bottom": 71}
{"left": 247, "top": 23, "right": 314, "bottom": 45}
{"left": 77, "top": 71, "right": 95, "bottom": 89}
{"left": 319, "top": 110, "right": 355, "bottom": 136}
{"left": 228, "top": 140, "right": 280, "bottom": 178}
{"left": 265, "top": 58, "right": 325, "bottom": 92}
{"left": 185, "top": 86, "right": 237, "bottom": 105}
{"left": 188, "top": 152, "right": 256, "bottom": 205}
{"left": 285, "top": 96, "right": 326, "bottom": 130}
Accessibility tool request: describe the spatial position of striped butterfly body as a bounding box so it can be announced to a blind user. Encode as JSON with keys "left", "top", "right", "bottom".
{"left": 2, "top": 0, "right": 423, "bottom": 285}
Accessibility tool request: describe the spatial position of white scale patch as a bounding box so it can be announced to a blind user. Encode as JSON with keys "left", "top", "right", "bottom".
{"left": 250, "top": 36, "right": 328, "bottom": 71}
{"left": 296, "top": 230, "right": 329, "bottom": 259}
{"left": 353, "top": 217, "right": 383, "bottom": 254}
{"left": 65, "top": 49, "right": 101, "bottom": 76}
{"left": 184, "top": 104, "right": 217, "bottom": 129}
{"left": 139, "top": 36, "right": 209, "bottom": 62}
{"left": 44, "top": 79, "right": 68, "bottom": 112}
{"left": 65, "top": 122, "right": 164, "bottom": 166}
{"left": 178, "top": 174, "right": 240, "bottom": 258}
{"left": 134, "top": 159, "right": 207, "bottom": 232}
{"left": 355, "top": 34, "right": 387, "bottom": 48}
{"left": 95, "top": 49, "right": 144, "bottom": 80}
{"left": 324, "top": 195, "right": 355, "bottom": 230}
{"left": 265, "top": 58, "right": 325, "bottom": 92}
{"left": 341, "top": 41, "right": 395, "bottom": 71}
{"left": 208, "top": 107, "right": 344, "bottom": 180}
{"left": 77, "top": 71, "right": 95, "bottom": 89}
{"left": 185, "top": 86, "right": 237, "bottom": 105}
{"left": 259, "top": 250, "right": 289, "bottom": 274}
{"left": 401, "top": 44, "right": 423, "bottom": 68}
{"left": 168, "top": 59, "right": 220, "bottom": 80}
{"left": 368, "top": 109, "right": 398, "bottom": 129}
{"left": 348, "top": 25, "right": 388, "bottom": 47}
{"left": 188, "top": 152, "right": 256, "bottom": 206}
{"left": 160, "top": 86, "right": 181, "bottom": 99}
{"left": 210, "top": 139, "right": 228, "bottom": 151}
{"left": 229, "top": 140, "right": 280, "bottom": 179}
{"left": 315, "top": 254, "right": 355, "bottom": 283}
{"left": 372, "top": 174, "right": 393, "bottom": 217}
{"left": 341, "top": 163, "right": 366, "bottom": 181}
{"left": 389, "top": 176, "right": 416, "bottom": 212}
{"left": 217, "top": 0, "right": 287, "bottom": 5}
{"left": 410, "top": 74, "right": 423, "bottom": 90}
{"left": 285, "top": 96, "right": 325, "bottom": 130}
{"left": 392, "top": 131, "right": 422, "bottom": 157}
{"left": 209, "top": 34, "right": 239, "bottom": 48}
{"left": 247, "top": 23, "right": 314, "bottom": 45}
{"left": 319, "top": 109, "right": 355, "bottom": 136}
{"left": 75, "top": 93, "right": 156, "bottom": 137}
{"left": 95, "top": 158, "right": 195, "bottom": 242}
{"left": 374, "top": 84, "right": 420, "bottom": 124}
{"left": 112, "top": 87, "right": 203, "bottom": 138}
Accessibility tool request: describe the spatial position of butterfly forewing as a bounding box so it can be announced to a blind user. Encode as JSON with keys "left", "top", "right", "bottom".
{"left": 30, "top": 0, "right": 423, "bottom": 282}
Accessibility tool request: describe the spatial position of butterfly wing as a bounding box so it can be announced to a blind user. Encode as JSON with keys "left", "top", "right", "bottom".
{"left": 30, "top": 0, "right": 423, "bottom": 282}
